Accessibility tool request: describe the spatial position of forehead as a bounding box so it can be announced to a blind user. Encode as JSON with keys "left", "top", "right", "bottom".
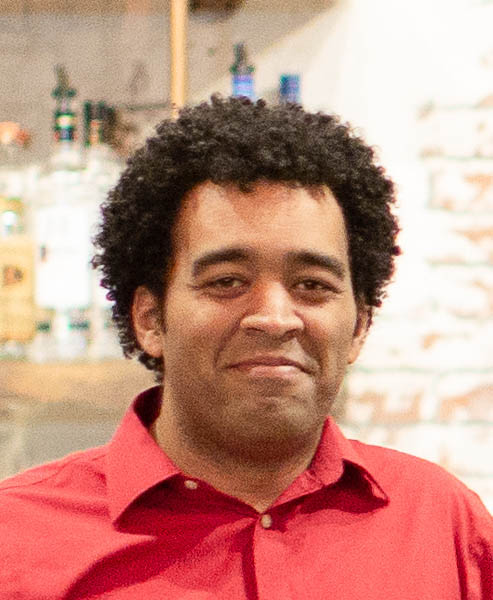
{"left": 172, "top": 180, "right": 349, "bottom": 266}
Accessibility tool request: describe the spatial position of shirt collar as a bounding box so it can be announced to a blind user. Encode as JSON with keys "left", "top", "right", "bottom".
{"left": 106, "top": 386, "right": 389, "bottom": 523}
{"left": 310, "top": 417, "right": 389, "bottom": 504}
{"left": 106, "top": 386, "right": 181, "bottom": 523}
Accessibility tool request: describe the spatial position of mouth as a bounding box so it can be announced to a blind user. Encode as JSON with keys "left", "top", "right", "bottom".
{"left": 227, "top": 357, "right": 309, "bottom": 379}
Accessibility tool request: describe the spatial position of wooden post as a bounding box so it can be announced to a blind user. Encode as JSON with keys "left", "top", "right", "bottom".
{"left": 170, "top": 0, "right": 188, "bottom": 118}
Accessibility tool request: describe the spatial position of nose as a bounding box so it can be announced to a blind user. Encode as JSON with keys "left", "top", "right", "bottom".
{"left": 239, "top": 281, "right": 304, "bottom": 339}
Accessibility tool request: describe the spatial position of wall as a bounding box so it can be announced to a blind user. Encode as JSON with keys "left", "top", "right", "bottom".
{"left": 0, "top": 0, "right": 492, "bottom": 511}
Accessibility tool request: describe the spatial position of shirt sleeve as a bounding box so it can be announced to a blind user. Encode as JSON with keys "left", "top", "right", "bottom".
{"left": 453, "top": 485, "right": 493, "bottom": 600}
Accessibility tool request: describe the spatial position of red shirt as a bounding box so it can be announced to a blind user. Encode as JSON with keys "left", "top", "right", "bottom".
{"left": 0, "top": 386, "right": 492, "bottom": 599}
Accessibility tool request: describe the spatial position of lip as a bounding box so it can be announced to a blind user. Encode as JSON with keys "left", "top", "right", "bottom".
{"left": 231, "top": 365, "right": 303, "bottom": 380}
{"left": 228, "top": 356, "right": 308, "bottom": 372}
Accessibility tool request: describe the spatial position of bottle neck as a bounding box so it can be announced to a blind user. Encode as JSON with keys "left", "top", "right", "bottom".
{"left": 88, "top": 118, "right": 104, "bottom": 147}
{"left": 54, "top": 96, "right": 77, "bottom": 144}
{"left": 0, "top": 141, "right": 22, "bottom": 167}
{"left": 231, "top": 43, "right": 254, "bottom": 76}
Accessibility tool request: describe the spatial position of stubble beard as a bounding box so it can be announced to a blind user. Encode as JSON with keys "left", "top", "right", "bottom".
{"left": 170, "top": 373, "right": 336, "bottom": 468}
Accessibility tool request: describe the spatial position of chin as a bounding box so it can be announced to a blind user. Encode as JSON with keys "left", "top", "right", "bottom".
{"left": 236, "top": 396, "right": 322, "bottom": 435}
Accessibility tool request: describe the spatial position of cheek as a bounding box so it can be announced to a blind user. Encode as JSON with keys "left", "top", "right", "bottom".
{"left": 312, "top": 314, "right": 358, "bottom": 364}
{"left": 165, "top": 301, "right": 228, "bottom": 358}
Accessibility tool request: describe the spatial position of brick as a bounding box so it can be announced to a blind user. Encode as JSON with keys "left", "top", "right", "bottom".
{"left": 436, "top": 372, "right": 493, "bottom": 422}
{"left": 429, "top": 266, "right": 493, "bottom": 319}
{"left": 427, "top": 159, "right": 493, "bottom": 212}
{"left": 437, "top": 423, "right": 493, "bottom": 476}
{"left": 357, "top": 313, "right": 493, "bottom": 369}
{"left": 425, "top": 213, "right": 493, "bottom": 264}
{"left": 420, "top": 315, "right": 493, "bottom": 369}
{"left": 420, "top": 108, "right": 493, "bottom": 158}
{"left": 357, "top": 318, "right": 423, "bottom": 369}
{"left": 344, "top": 370, "right": 437, "bottom": 424}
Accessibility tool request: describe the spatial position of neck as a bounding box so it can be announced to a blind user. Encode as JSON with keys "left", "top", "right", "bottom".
{"left": 150, "top": 404, "right": 323, "bottom": 513}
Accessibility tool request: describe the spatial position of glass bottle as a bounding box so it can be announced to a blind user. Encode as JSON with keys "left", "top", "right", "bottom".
{"left": 230, "top": 42, "right": 255, "bottom": 101}
{"left": 30, "top": 65, "right": 89, "bottom": 362}
{"left": 82, "top": 101, "right": 123, "bottom": 360}
{"left": 279, "top": 74, "right": 301, "bottom": 104}
{"left": 0, "top": 123, "right": 36, "bottom": 359}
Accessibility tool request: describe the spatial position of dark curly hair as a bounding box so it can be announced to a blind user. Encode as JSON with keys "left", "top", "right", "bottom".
{"left": 92, "top": 94, "right": 400, "bottom": 379}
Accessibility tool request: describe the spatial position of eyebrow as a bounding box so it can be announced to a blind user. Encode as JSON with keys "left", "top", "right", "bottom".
{"left": 191, "top": 246, "right": 347, "bottom": 280}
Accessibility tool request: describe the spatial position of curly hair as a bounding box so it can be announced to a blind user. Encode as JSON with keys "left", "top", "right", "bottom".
{"left": 92, "top": 94, "right": 400, "bottom": 379}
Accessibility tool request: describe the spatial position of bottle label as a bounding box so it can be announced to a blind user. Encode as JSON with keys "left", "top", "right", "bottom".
{"left": 89, "top": 119, "right": 104, "bottom": 146}
{"left": 0, "top": 196, "right": 24, "bottom": 236}
{"left": 34, "top": 203, "right": 91, "bottom": 309}
{"left": 279, "top": 74, "right": 300, "bottom": 104}
{"left": 0, "top": 197, "right": 23, "bottom": 213}
{"left": 232, "top": 75, "right": 255, "bottom": 100}
{"left": 0, "top": 234, "right": 35, "bottom": 341}
{"left": 55, "top": 112, "right": 76, "bottom": 142}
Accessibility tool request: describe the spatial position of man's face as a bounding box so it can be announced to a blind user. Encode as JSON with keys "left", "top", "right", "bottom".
{"left": 136, "top": 181, "right": 368, "bottom": 457}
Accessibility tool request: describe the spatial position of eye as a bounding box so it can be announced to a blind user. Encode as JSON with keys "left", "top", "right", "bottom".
{"left": 207, "top": 277, "right": 245, "bottom": 289}
{"left": 296, "top": 279, "right": 335, "bottom": 292}
{"left": 198, "top": 277, "right": 339, "bottom": 298}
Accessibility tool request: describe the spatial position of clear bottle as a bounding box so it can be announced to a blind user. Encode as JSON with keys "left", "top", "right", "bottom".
{"left": 230, "top": 42, "right": 255, "bottom": 101}
{"left": 82, "top": 101, "right": 123, "bottom": 360}
{"left": 0, "top": 123, "right": 36, "bottom": 360}
{"left": 30, "top": 65, "right": 90, "bottom": 362}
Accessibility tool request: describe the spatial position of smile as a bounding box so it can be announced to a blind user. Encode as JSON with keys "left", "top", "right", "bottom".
{"left": 230, "top": 363, "right": 304, "bottom": 379}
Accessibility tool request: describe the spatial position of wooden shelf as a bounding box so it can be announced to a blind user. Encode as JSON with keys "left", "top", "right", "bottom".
{"left": 1, "top": 0, "right": 242, "bottom": 15}
{"left": 191, "top": 0, "right": 242, "bottom": 10}
{"left": 0, "top": 359, "right": 155, "bottom": 405}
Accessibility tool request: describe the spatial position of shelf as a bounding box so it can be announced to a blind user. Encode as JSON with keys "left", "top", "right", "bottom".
{"left": 0, "top": 0, "right": 243, "bottom": 15}
{"left": 0, "top": 359, "right": 155, "bottom": 405}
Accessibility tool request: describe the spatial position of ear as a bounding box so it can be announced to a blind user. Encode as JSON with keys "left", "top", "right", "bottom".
{"left": 131, "top": 286, "right": 164, "bottom": 358}
{"left": 347, "top": 303, "right": 370, "bottom": 365}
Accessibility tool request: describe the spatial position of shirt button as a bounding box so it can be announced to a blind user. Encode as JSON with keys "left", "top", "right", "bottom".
{"left": 184, "top": 479, "right": 198, "bottom": 490}
{"left": 260, "top": 514, "right": 273, "bottom": 529}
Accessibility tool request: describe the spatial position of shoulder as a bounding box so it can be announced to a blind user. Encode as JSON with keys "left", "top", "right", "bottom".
{"left": 350, "top": 438, "right": 462, "bottom": 486}
{"left": 350, "top": 438, "right": 476, "bottom": 497}
{"left": 348, "top": 439, "right": 493, "bottom": 595}
{"left": 0, "top": 445, "right": 108, "bottom": 543}
{"left": 0, "top": 444, "right": 107, "bottom": 504}
{"left": 0, "top": 446, "right": 109, "bottom": 596}
{"left": 349, "top": 438, "right": 493, "bottom": 533}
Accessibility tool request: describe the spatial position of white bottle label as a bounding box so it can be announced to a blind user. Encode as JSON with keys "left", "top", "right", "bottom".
{"left": 34, "top": 204, "right": 91, "bottom": 309}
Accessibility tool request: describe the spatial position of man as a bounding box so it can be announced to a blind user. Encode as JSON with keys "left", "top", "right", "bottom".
{"left": 1, "top": 96, "right": 492, "bottom": 598}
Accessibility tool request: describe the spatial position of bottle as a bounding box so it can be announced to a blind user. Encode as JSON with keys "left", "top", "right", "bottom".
{"left": 230, "top": 42, "right": 255, "bottom": 100}
{"left": 82, "top": 101, "right": 123, "bottom": 360}
{"left": 83, "top": 101, "right": 122, "bottom": 188}
{"left": 30, "top": 65, "right": 90, "bottom": 362}
{"left": 0, "top": 123, "right": 36, "bottom": 359}
{"left": 279, "top": 74, "right": 300, "bottom": 104}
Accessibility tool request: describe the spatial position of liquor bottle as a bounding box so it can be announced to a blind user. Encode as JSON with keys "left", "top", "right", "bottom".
{"left": 82, "top": 101, "right": 123, "bottom": 360}
{"left": 0, "top": 123, "right": 36, "bottom": 359}
{"left": 279, "top": 74, "right": 301, "bottom": 104}
{"left": 230, "top": 42, "right": 255, "bottom": 100}
{"left": 30, "top": 65, "right": 90, "bottom": 362}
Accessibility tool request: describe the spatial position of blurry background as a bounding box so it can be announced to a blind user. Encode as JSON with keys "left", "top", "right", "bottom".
{"left": 0, "top": 0, "right": 492, "bottom": 512}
